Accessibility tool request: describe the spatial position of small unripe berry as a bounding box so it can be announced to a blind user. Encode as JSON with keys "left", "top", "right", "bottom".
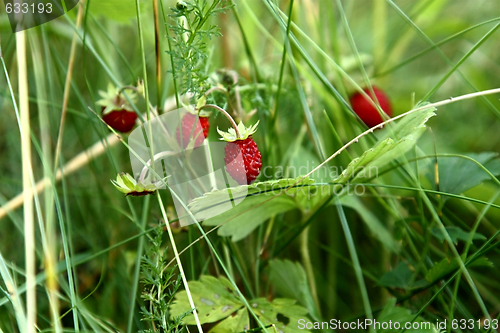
{"left": 176, "top": 1, "right": 187, "bottom": 10}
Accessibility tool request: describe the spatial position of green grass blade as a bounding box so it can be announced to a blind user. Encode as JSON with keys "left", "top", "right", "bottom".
{"left": 334, "top": 196, "right": 374, "bottom": 331}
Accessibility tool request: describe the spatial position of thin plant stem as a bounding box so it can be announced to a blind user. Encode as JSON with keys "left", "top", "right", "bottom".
{"left": 386, "top": 0, "right": 500, "bottom": 120}
{"left": 135, "top": 0, "right": 150, "bottom": 121}
{"left": 43, "top": 3, "right": 83, "bottom": 328}
{"left": 0, "top": 252, "right": 27, "bottom": 332}
{"left": 337, "top": 0, "right": 387, "bottom": 123}
{"left": 335, "top": 197, "right": 374, "bottom": 332}
{"left": 267, "top": 0, "right": 325, "bottom": 161}
{"left": 300, "top": 226, "right": 320, "bottom": 315}
{"left": 198, "top": 104, "right": 241, "bottom": 137}
{"left": 232, "top": 5, "right": 262, "bottom": 83}
{"left": 160, "top": 0, "right": 180, "bottom": 108}
{"left": 270, "top": 0, "right": 293, "bottom": 127}
{"left": 422, "top": 21, "right": 500, "bottom": 101}
{"left": 17, "top": 29, "right": 36, "bottom": 333}
{"left": 135, "top": 0, "right": 157, "bottom": 189}
{"left": 153, "top": 0, "right": 162, "bottom": 109}
{"left": 53, "top": 0, "right": 84, "bottom": 174}
{"left": 126, "top": 196, "right": 151, "bottom": 333}
{"left": 157, "top": 194, "right": 204, "bottom": 333}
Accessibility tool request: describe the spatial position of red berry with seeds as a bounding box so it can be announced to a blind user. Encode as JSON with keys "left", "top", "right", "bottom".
{"left": 101, "top": 108, "right": 138, "bottom": 133}
{"left": 349, "top": 86, "right": 392, "bottom": 128}
{"left": 176, "top": 113, "right": 210, "bottom": 149}
{"left": 219, "top": 122, "right": 262, "bottom": 185}
{"left": 97, "top": 84, "right": 139, "bottom": 133}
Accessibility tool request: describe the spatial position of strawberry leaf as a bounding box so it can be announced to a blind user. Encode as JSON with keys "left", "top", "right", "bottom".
{"left": 269, "top": 260, "right": 321, "bottom": 321}
{"left": 170, "top": 275, "right": 311, "bottom": 332}
{"left": 170, "top": 275, "right": 243, "bottom": 325}
{"left": 208, "top": 308, "right": 249, "bottom": 333}
{"left": 378, "top": 262, "right": 414, "bottom": 289}
{"left": 376, "top": 298, "right": 439, "bottom": 332}
{"left": 378, "top": 102, "right": 436, "bottom": 141}
{"left": 333, "top": 137, "right": 394, "bottom": 184}
{"left": 250, "top": 298, "right": 310, "bottom": 333}
{"left": 429, "top": 152, "right": 500, "bottom": 196}
{"left": 188, "top": 177, "right": 322, "bottom": 242}
{"left": 425, "top": 256, "right": 492, "bottom": 283}
{"left": 430, "top": 226, "right": 486, "bottom": 244}
{"left": 333, "top": 105, "right": 436, "bottom": 184}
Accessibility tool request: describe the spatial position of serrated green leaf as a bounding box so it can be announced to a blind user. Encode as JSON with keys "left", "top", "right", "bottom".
{"left": 210, "top": 195, "right": 297, "bottom": 242}
{"left": 430, "top": 226, "right": 486, "bottom": 244}
{"left": 425, "top": 256, "right": 492, "bottom": 283}
{"left": 208, "top": 308, "right": 249, "bottom": 333}
{"left": 334, "top": 138, "right": 394, "bottom": 184}
{"left": 170, "top": 275, "right": 243, "bottom": 325}
{"left": 378, "top": 262, "right": 414, "bottom": 289}
{"left": 188, "top": 177, "right": 322, "bottom": 242}
{"left": 269, "top": 260, "right": 320, "bottom": 321}
{"left": 377, "top": 299, "right": 438, "bottom": 332}
{"left": 249, "top": 298, "right": 310, "bottom": 333}
{"left": 430, "top": 152, "right": 500, "bottom": 196}
{"left": 189, "top": 177, "right": 314, "bottom": 215}
{"left": 171, "top": 276, "right": 310, "bottom": 332}
{"left": 378, "top": 103, "right": 436, "bottom": 142}
{"left": 334, "top": 105, "right": 436, "bottom": 184}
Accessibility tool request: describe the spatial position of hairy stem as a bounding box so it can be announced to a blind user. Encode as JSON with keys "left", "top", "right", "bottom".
{"left": 199, "top": 104, "right": 241, "bottom": 138}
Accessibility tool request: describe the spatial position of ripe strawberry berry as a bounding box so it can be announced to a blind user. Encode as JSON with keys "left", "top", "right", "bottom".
{"left": 97, "top": 84, "right": 139, "bottom": 133}
{"left": 349, "top": 86, "right": 392, "bottom": 128}
{"left": 176, "top": 113, "right": 210, "bottom": 149}
{"left": 102, "top": 108, "right": 138, "bottom": 133}
{"left": 218, "top": 122, "right": 262, "bottom": 185}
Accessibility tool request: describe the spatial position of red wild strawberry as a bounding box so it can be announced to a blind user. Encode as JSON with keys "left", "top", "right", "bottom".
{"left": 102, "top": 108, "right": 138, "bottom": 133}
{"left": 219, "top": 122, "right": 262, "bottom": 185}
{"left": 176, "top": 113, "right": 210, "bottom": 149}
{"left": 349, "top": 86, "right": 392, "bottom": 128}
{"left": 97, "top": 84, "right": 139, "bottom": 133}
